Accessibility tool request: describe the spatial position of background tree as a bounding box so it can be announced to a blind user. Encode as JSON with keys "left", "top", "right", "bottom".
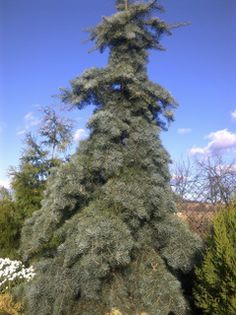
{"left": 0, "top": 186, "right": 21, "bottom": 258}
{"left": 10, "top": 107, "right": 74, "bottom": 219}
{"left": 39, "top": 106, "right": 73, "bottom": 161}
{"left": 0, "top": 103, "right": 74, "bottom": 261}
{"left": 18, "top": 1, "right": 201, "bottom": 314}
{"left": 195, "top": 156, "right": 236, "bottom": 206}
{"left": 0, "top": 186, "right": 12, "bottom": 200}
{"left": 10, "top": 133, "right": 49, "bottom": 218}
{"left": 171, "top": 155, "right": 236, "bottom": 206}
{"left": 171, "top": 158, "right": 197, "bottom": 202}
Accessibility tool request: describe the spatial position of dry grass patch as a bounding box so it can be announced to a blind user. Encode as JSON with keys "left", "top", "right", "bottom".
{"left": 0, "top": 293, "right": 23, "bottom": 315}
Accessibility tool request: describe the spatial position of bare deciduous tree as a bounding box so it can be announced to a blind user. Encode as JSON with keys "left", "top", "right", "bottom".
{"left": 172, "top": 155, "right": 236, "bottom": 206}
{"left": 171, "top": 158, "right": 196, "bottom": 201}
{"left": 195, "top": 155, "right": 236, "bottom": 206}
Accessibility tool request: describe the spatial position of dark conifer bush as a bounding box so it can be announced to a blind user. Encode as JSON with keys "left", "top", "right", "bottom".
{"left": 194, "top": 204, "right": 236, "bottom": 314}
{"left": 0, "top": 188, "right": 21, "bottom": 259}
{"left": 18, "top": 1, "right": 202, "bottom": 314}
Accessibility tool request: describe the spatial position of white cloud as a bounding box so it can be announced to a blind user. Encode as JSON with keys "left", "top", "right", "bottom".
{"left": 74, "top": 129, "right": 87, "bottom": 142}
{"left": 17, "top": 111, "right": 40, "bottom": 136}
{"left": 24, "top": 112, "right": 40, "bottom": 128}
{"left": 189, "top": 147, "right": 206, "bottom": 155}
{"left": 190, "top": 129, "right": 236, "bottom": 156}
{"left": 231, "top": 110, "right": 236, "bottom": 120}
{"left": 177, "top": 128, "right": 192, "bottom": 135}
{"left": 0, "top": 179, "right": 10, "bottom": 189}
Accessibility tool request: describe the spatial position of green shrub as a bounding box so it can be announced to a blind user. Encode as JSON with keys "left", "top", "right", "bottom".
{"left": 0, "top": 198, "right": 21, "bottom": 259}
{"left": 194, "top": 203, "right": 236, "bottom": 314}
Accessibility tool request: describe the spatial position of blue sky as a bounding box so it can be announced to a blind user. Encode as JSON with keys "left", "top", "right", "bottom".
{"left": 1, "top": 0, "right": 236, "bottom": 187}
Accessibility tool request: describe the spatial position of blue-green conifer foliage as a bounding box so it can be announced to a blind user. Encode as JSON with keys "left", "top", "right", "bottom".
{"left": 18, "top": 1, "right": 202, "bottom": 314}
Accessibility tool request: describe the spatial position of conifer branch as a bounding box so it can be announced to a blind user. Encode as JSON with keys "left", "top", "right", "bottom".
{"left": 147, "top": 0, "right": 164, "bottom": 13}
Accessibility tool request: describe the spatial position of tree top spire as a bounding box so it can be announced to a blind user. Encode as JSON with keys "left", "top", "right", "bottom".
{"left": 116, "top": 0, "right": 129, "bottom": 11}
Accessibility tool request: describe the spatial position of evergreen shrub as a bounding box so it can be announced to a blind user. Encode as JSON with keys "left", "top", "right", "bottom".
{"left": 0, "top": 198, "right": 21, "bottom": 259}
{"left": 194, "top": 203, "right": 236, "bottom": 314}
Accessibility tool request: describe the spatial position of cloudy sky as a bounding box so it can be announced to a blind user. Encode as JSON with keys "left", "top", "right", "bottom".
{"left": 1, "top": 0, "right": 236, "bottom": 187}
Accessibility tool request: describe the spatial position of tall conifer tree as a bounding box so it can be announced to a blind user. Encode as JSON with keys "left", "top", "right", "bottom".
{"left": 19, "top": 1, "right": 201, "bottom": 314}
